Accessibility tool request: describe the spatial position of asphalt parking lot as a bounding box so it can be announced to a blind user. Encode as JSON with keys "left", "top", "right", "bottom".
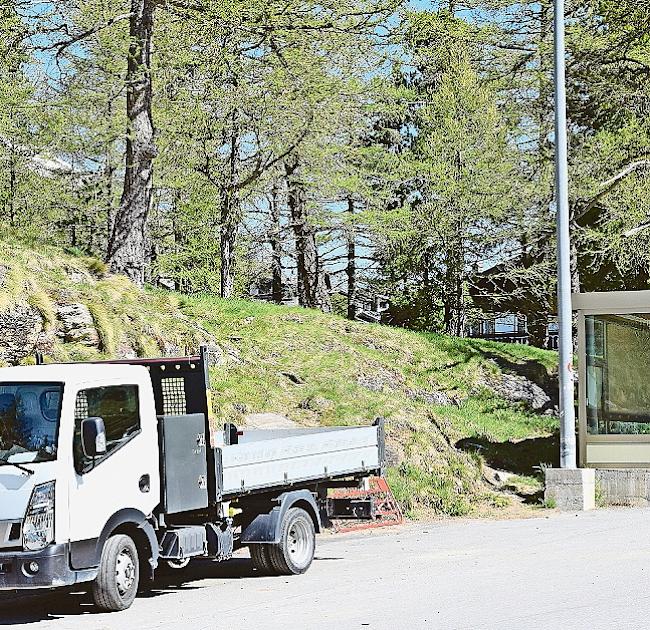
{"left": 2, "top": 508, "right": 649, "bottom": 629}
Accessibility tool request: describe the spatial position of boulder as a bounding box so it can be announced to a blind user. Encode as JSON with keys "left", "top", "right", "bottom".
{"left": 202, "top": 343, "right": 224, "bottom": 367}
{"left": 116, "top": 343, "right": 137, "bottom": 359}
{"left": 56, "top": 303, "right": 100, "bottom": 347}
{"left": 482, "top": 372, "right": 551, "bottom": 411}
{"left": 65, "top": 266, "right": 91, "bottom": 284}
{"left": 357, "top": 374, "right": 384, "bottom": 392}
{"left": 407, "top": 389, "right": 454, "bottom": 406}
{"left": 0, "top": 303, "right": 44, "bottom": 364}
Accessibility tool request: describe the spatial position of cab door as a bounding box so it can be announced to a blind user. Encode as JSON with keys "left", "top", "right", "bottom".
{"left": 67, "top": 381, "right": 159, "bottom": 569}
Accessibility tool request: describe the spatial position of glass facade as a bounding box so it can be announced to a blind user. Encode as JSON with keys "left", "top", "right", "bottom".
{"left": 586, "top": 314, "right": 650, "bottom": 435}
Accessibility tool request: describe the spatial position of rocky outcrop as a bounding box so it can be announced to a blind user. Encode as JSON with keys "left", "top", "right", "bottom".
{"left": 56, "top": 303, "right": 100, "bottom": 347}
{"left": 481, "top": 372, "right": 552, "bottom": 412}
{"left": 357, "top": 369, "right": 404, "bottom": 393}
{"left": 407, "top": 389, "right": 454, "bottom": 406}
{"left": 0, "top": 303, "right": 43, "bottom": 364}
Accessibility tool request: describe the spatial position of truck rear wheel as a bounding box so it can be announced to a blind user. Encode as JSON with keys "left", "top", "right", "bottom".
{"left": 92, "top": 534, "right": 140, "bottom": 612}
{"left": 268, "top": 507, "right": 315, "bottom": 575}
{"left": 249, "top": 544, "right": 274, "bottom": 574}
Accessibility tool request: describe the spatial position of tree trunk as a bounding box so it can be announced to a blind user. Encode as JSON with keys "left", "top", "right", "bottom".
{"left": 570, "top": 236, "right": 580, "bottom": 294}
{"left": 107, "top": 0, "right": 156, "bottom": 287}
{"left": 8, "top": 149, "right": 16, "bottom": 225}
{"left": 528, "top": 312, "right": 548, "bottom": 348}
{"left": 105, "top": 102, "right": 116, "bottom": 248}
{"left": 270, "top": 181, "right": 283, "bottom": 303}
{"left": 346, "top": 197, "right": 357, "bottom": 320}
{"left": 220, "top": 190, "right": 239, "bottom": 298}
{"left": 284, "top": 156, "right": 331, "bottom": 312}
{"left": 444, "top": 152, "right": 466, "bottom": 337}
{"left": 220, "top": 113, "right": 240, "bottom": 298}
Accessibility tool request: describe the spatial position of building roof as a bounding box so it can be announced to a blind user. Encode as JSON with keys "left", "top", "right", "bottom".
{"left": 573, "top": 290, "right": 650, "bottom": 312}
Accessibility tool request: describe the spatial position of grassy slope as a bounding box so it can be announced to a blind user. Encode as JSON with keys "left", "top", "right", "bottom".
{"left": 183, "top": 296, "right": 558, "bottom": 517}
{"left": 0, "top": 236, "right": 209, "bottom": 361}
{"left": 0, "top": 237, "right": 559, "bottom": 518}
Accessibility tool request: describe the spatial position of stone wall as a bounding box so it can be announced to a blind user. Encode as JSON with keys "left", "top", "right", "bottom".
{"left": 0, "top": 303, "right": 44, "bottom": 364}
{"left": 595, "top": 469, "right": 650, "bottom": 507}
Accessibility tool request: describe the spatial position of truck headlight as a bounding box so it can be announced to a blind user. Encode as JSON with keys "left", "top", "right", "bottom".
{"left": 23, "top": 482, "right": 55, "bottom": 552}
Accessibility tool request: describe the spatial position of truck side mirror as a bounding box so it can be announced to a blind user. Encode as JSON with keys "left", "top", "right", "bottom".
{"left": 82, "top": 417, "right": 107, "bottom": 458}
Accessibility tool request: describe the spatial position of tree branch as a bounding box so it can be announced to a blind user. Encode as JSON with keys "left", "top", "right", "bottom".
{"left": 36, "top": 12, "right": 132, "bottom": 58}
{"left": 574, "top": 159, "right": 650, "bottom": 221}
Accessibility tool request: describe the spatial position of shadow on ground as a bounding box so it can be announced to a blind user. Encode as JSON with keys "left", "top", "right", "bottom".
{"left": 0, "top": 557, "right": 259, "bottom": 625}
{"left": 456, "top": 432, "right": 560, "bottom": 504}
{"left": 456, "top": 432, "right": 560, "bottom": 476}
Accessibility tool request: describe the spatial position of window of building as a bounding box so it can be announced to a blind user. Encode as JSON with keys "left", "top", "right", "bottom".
{"left": 586, "top": 314, "right": 650, "bottom": 435}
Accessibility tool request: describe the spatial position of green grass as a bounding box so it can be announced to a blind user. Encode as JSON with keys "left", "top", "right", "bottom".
{"left": 27, "top": 291, "right": 57, "bottom": 330}
{"left": 0, "top": 238, "right": 206, "bottom": 363}
{"left": 0, "top": 239, "right": 560, "bottom": 518}
{"left": 502, "top": 474, "right": 544, "bottom": 495}
{"left": 181, "top": 293, "right": 559, "bottom": 517}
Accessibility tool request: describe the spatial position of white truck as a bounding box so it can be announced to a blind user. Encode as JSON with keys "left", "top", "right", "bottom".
{"left": 0, "top": 348, "right": 385, "bottom": 611}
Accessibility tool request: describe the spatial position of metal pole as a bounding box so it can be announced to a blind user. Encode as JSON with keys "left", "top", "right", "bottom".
{"left": 554, "top": 0, "right": 577, "bottom": 469}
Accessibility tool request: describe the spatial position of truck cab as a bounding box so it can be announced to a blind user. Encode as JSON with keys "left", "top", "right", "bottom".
{"left": 0, "top": 364, "right": 159, "bottom": 592}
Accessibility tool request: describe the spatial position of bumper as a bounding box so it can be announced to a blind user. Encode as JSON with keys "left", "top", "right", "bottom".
{"left": 0, "top": 544, "right": 91, "bottom": 590}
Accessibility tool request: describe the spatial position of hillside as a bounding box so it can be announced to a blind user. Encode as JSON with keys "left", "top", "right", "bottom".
{"left": 0, "top": 238, "right": 559, "bottom": 517}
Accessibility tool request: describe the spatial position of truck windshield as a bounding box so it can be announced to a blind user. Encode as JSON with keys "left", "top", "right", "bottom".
{"left": 0, "top": 382, "right": 62, "bottom": 464}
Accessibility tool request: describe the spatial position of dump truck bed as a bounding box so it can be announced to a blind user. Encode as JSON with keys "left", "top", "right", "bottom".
{"left": 219, "top": 424, "right": 384, "bottom": 497}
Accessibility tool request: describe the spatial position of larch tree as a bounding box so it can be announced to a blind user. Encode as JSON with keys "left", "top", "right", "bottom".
{"left": 106, "top": 0, "right": 157, "bottom": 285}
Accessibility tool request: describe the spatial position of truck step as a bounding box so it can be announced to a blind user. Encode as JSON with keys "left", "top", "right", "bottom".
{"left": 159, "top": 526, "right": 207, "bottom": 560}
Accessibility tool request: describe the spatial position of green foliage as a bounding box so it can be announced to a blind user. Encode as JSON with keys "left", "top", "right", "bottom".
{"left": 372, "top": 10, "right": 517, "bottom": 334}
{"left": 541, "top": 497, "right": 557, "bottom": 510}
{"left": 388, "top": 463, "right": 474, "bottom": 518}
{"left": 2, "top": 1, "right": 649, "bottom": 325}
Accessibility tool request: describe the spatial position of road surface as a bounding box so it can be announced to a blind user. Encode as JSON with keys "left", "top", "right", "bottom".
{"left": 2, "top": 508, "right": 649, "bottom": 629}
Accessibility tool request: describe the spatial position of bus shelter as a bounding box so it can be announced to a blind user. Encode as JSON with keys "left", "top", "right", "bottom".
{"left": 575, "top": 290, "right": 650, "bottom": 468}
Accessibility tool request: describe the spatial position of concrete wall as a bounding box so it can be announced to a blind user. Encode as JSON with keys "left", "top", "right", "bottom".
{"left": 595, "top": 469, "right": 650, "bottom": 507}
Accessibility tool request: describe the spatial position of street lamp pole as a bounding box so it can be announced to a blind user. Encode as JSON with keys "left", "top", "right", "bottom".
{"left": 554, "top": 0, "right": 577, "bottom": 469}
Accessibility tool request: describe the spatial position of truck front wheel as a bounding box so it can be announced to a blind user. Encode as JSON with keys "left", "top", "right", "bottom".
{"left": 92, "top": 534, "right": 140, "bottom": 612}
{"left": 268, "top": 507, "right": 315, "bottom": 575}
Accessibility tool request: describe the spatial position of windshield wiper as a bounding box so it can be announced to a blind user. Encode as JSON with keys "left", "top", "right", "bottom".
{"left": 0, "top": 461, "right": 34, "bottom": 476}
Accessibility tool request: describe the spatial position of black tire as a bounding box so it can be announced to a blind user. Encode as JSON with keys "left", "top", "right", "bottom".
{"left": 165, "top": 557, "right": 191, "bottom": 570}
{"left": 92, "top": 534, "right": 140, "bottom": 612}
{"left": 268, "top": 508, "right": 315, "bottom": 576}
{"left": 249, "top": 544, "right": 275, "bottom": 574}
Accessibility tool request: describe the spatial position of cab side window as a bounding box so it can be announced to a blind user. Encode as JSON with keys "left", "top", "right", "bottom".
{"left": 73, "top": 385, "right": 141, "bottom": 473}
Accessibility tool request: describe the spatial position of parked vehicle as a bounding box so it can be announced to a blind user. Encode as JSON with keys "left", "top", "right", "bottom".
{"left": 0, "top": 348, "right": 385, "bottom": 611}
